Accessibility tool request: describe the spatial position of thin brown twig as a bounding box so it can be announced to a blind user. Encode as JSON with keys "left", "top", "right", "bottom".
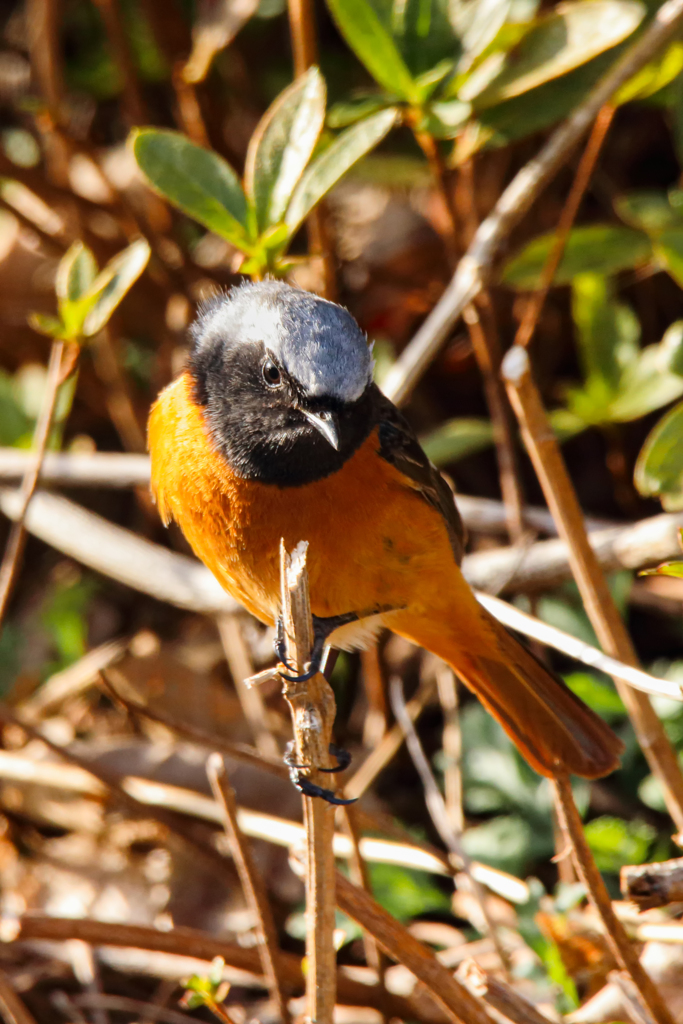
{"left": 501, "top": 347, "right": 683, "bottom": 833}
{"left": 279, "top": 540, "right": 337, "bottom": 1024}
{"left": 216, "top": 614, "right": 280, "bottom": 758}
{"left": 92, "top": 0, "right": 147, "bottom": 126}
{"left": 383, "top": 0, "right": 683, "bottom": 405}
{"left": 515, "top": 104, "right": 616, "bottom": 350}
{"left": 552, "top": 772, "right": 675, "bottom": 1024}
{"left": 389, "top": 676, "right": 512, "bottom": 977}
{"left": 416, "top": 130, "right": 525, "bottom": 540}
{"left": 206, "top": 754, "right": 290, "bottom": 1023}
{"left": 99, "top": 668, "right": 288, "bottom": 780}
{"left": 344, "top": 677, "right": 436, "bottom": 800}
{"left": 286, "top": 0, "right": 336, "bottom": 300}
{"left": 339, "top": 804, "right": 386, "bottom": 994}
{"left": 0, "top": 968, "right": 39, "bottom": 1024}
{"left": 0, "top": 339, "right": 65, "bottom": 627}
{"left": 335, "top": 869, "right": 497, "bottom": 1024}
{"left": 456, "top": 959, "right": 555, "bottom": 1024}
{"left": 13, "top": 913, "right": 444, "bottom": 1022}
{"left": 435, "top": 664, "right": 464, "bottom": 834}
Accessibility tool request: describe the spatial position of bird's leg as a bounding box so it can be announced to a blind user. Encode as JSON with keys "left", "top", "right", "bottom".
{"left": 276, "top": 611, "right": 359, "bottom": 683}
{"left": 284, "top": 741, "right": 357, "bottom": 806}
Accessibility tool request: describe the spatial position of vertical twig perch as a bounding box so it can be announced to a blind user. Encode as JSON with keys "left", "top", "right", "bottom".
{"left": 279, "top": 539, "right": 337, "bottom": 1024}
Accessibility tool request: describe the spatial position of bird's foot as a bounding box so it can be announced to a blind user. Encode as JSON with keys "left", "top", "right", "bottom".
{"left": 274, "top": 612, "right": 358, "bottom": 683}
{"left": 284, "top": 741, "right": 357, "bottom": 805}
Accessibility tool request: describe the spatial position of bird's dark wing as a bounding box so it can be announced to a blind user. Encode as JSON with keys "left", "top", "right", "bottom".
{"left": 371, "top": 386, "right": 466, "bottom": 565}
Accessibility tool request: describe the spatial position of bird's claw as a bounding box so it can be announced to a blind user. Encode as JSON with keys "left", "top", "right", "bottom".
{"left": 273, "top": 612, "right": 359, "bottom": 683}
{"left": 284, "top": 741, "right": 357, "bottom": 805}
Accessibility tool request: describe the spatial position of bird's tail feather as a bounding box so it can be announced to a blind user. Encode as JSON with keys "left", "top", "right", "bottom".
{"left": 430, "top": 611, "right": 624, "bottom": 779}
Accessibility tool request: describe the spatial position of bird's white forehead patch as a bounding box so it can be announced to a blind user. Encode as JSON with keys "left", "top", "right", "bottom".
{"left": 198, "top": 282, "right": 374, "bottom": 403}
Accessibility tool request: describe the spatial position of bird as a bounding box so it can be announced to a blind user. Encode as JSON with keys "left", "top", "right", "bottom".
{"left": 148, "top": 279, "right": 624, "bottom": 785}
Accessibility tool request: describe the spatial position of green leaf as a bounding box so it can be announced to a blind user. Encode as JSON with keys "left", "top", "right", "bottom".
{"left": 418, "top": 98, "right": 471, "bottom": 138}
{"left": 132, "top": 129, "right": 251, "bottom": 249}
{"left": 285, "top": 107, "right": 398, "bottom": 236}
{"left": 413, "top": 59, "right": 456, "bottom": 101}
{"left": 462, "top": 0, "right": 644, "bottom": 107}
{"left": 571, "top": 274, "right": 639, "bottom": 393}
{"left": 324, "top": 0, "right": 419, "bottom": 101}
{"left": 640, "top": 559, "right": 683, "bottom": 578}
{"left": 548, "top": 406, "right": 588, "bottom": 440}
{"left": 420, "top": 416, "right": 494, "bottom": 465}
{"left": 615, "top": 190, "right": 683, "bottom": 234}
{"left": 472, "top": 48, "right": 617, "bottom": 147}
{"left": 614, "top": 41, "right": 683, "bottom": 105}
{"left": 28, "top": 313, "right": 65, "bottom": 339}
{"left": 56, "top": 242, "right": 97, "bottom": 306}
{"left": 450, "top": 0, "right": 514, "bottom": 69}
{"left": 387, "top": 0, "right": 461, "bottom": 78}
{"left": 654, "top": 228, "right": 683, "bottom": 289}
{"left": 584, "top": 816, "right": 655, "bottom": 873}
{"left": 327, "top": 94, "right": 393, "bottom": 129}
{"left": 659, "top": 322, "right": 683, "bottom": 376}
{"left": 501, "top": 225, "right": 652, "bottom": 290}
{"left": 606, "top": 343, "right": 683, "bottom": 421}
{"left": 635, "top": 399, "right": 683, "bottom": 509}
{"left": 563, "top": 672, "right": 626, "bottom": 721}
{"left": 81, "top": 238, "right": 151, "bottom": 337}
{"left": 368, "top": 862, "right": 451, "bottom": 920}
{"left": 244, "top": 66, "right": 326, "bottom": 232}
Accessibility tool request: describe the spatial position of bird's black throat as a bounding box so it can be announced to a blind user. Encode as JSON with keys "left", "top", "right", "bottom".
{"left": 189, "top": 338, "right": 376, "bottom": 487}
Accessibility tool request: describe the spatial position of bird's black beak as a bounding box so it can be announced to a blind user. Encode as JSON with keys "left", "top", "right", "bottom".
{"left": 302, "top": 409, "right": 340, "bottom": 450}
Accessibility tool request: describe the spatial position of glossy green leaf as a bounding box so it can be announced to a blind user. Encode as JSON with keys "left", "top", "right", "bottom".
{"left": 132, "top": 129, "right": 251, "bottom": 248}
{"left": 614, "top": 41, "right": 683, "bottom": 105}
{"left": 413, "top": 59, "right": 456, "bottom": 101}
{"left": 244, "top": 66, "right": 326, "bottom": 232}
{"left": 324, "top": 0, "right": 419, "bottom": 101}
{"left": 473, "top": 47, "right": 616, "bottom": 147}
{"left": 418, "top": 98, "right": 471, "bottom": 137}
{"left": 56, "top": 242, "right": 97, "bottom": 306}
{"left": 635, "top": 399, "right": 683, "bottom": 509}
{"left": 28, "top": 313, "right": 65, "bottom": 339}
{"left": 387, "top": 0, "right": 461, "bottom": 78}
{"left": 640, "top": 559, "right": 683, "bottom": 578}
{"left": 584, "top": 816, "right": 655, "bottom": 873}
{"left": 606, "top": 344, "right": 683, "bottom": 421}
{"left": 571, "top": 273, "right": 639, "bottom": 392}
{"left": 463, "top": 0, "right": 644, "bottom": 107}
{"left": 420, "top": 416, "right": 494, "bottom": 465}
{"left": 564, "top": 672, "right": 626, "bottom": 721}
{"left": 81, "top": 238, "right": 151, "bottom": 337}
{"left": 501, "top": 225, "right": 652, "bottom": 290}
{"left": 615, "top": 190, "right": 683, "bottom": 234}
{"left": 655, "top": 228, "right": 683, "bottom": 289}
{"left": 659, "top": 321, "right": 683, "bottom": 377}
{"left": 450, "top": 0, "right": 514, "bottom": 68}
{"left": 285, "top": 107, "right": 398, "bottom": 237}
{"left": 327, "top": 94, "right": 393, "bottom": 129}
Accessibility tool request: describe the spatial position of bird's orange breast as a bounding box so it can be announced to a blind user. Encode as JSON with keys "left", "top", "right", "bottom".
{"left": 148, "top": 372, "right": 463, "bottom": 628}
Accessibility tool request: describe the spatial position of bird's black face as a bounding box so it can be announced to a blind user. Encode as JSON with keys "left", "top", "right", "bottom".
{"left": 189, "top": 335, "right": 375, "bottom": 487}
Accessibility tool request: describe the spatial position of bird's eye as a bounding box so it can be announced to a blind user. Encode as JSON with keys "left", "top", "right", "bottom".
{"left": 262, "top": 358, "right": 282, "bottom": 388}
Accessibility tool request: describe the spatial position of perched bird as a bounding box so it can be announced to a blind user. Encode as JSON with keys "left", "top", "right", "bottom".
{"left": 149, "top": 280, "right": 623, "bottom": 782}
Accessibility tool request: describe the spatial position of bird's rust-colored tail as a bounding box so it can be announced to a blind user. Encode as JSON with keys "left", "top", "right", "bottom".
{"left": 400, "top": 608, "right": 624, "bottom": 779}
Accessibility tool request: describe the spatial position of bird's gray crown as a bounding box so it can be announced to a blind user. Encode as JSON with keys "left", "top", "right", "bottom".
{"left": 192, "top": 280, "right": 374, "bottom": 403}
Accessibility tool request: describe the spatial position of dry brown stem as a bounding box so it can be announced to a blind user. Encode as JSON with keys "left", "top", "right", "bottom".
{"left": 514, "top": 104, "right": 615, "bottom": 350}
{"left": 0, "top": 969, "right": 39, "bottom": 1024}
{"left": 383, "top": 0, "right": 683, "bottom": 405}
{"left": 335, "top": 870, "right": 497, "bottom": 1024}
{"left": 621, "top": 858, "right": 683, "bottom": 910}
{"left": 0, "top": 339, "right": 65, "bottom": 626}
{"left": 456, "top": 959, "right": 554, "bottom": 1024}
{"left": 502, "top": 346, "right": 683, "bottom": 832}
{"left": 286, "top": 0, "right": 336, "bottom": 299}
{"left": 436, "top": 664, "right": 464, "bottom": 833}
{"left": 279, "top": 540, "right": 337, "bottom": 1024}
{"left": 13, "top": 914, "right": 437, "bottom": 1021}
{"left": 389, "top": 676, "right": 511, "bottom": 976}
{"left": 207, "top": 753, "right": 289, "bottom": 1022}
{"left": 93, "top": 0, "right": 147, "bottom": 126}
{"left": 344, "top": 677, "right": 436, "bottom": 799}
{"left": 552, "top": 772, "right": 675, "bottom": 1024}
{"left": 99, "top": 669, "right": 288, "bottom": 779}
{"left": 216, "top": 614, "right": 279, "bottom": 758}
